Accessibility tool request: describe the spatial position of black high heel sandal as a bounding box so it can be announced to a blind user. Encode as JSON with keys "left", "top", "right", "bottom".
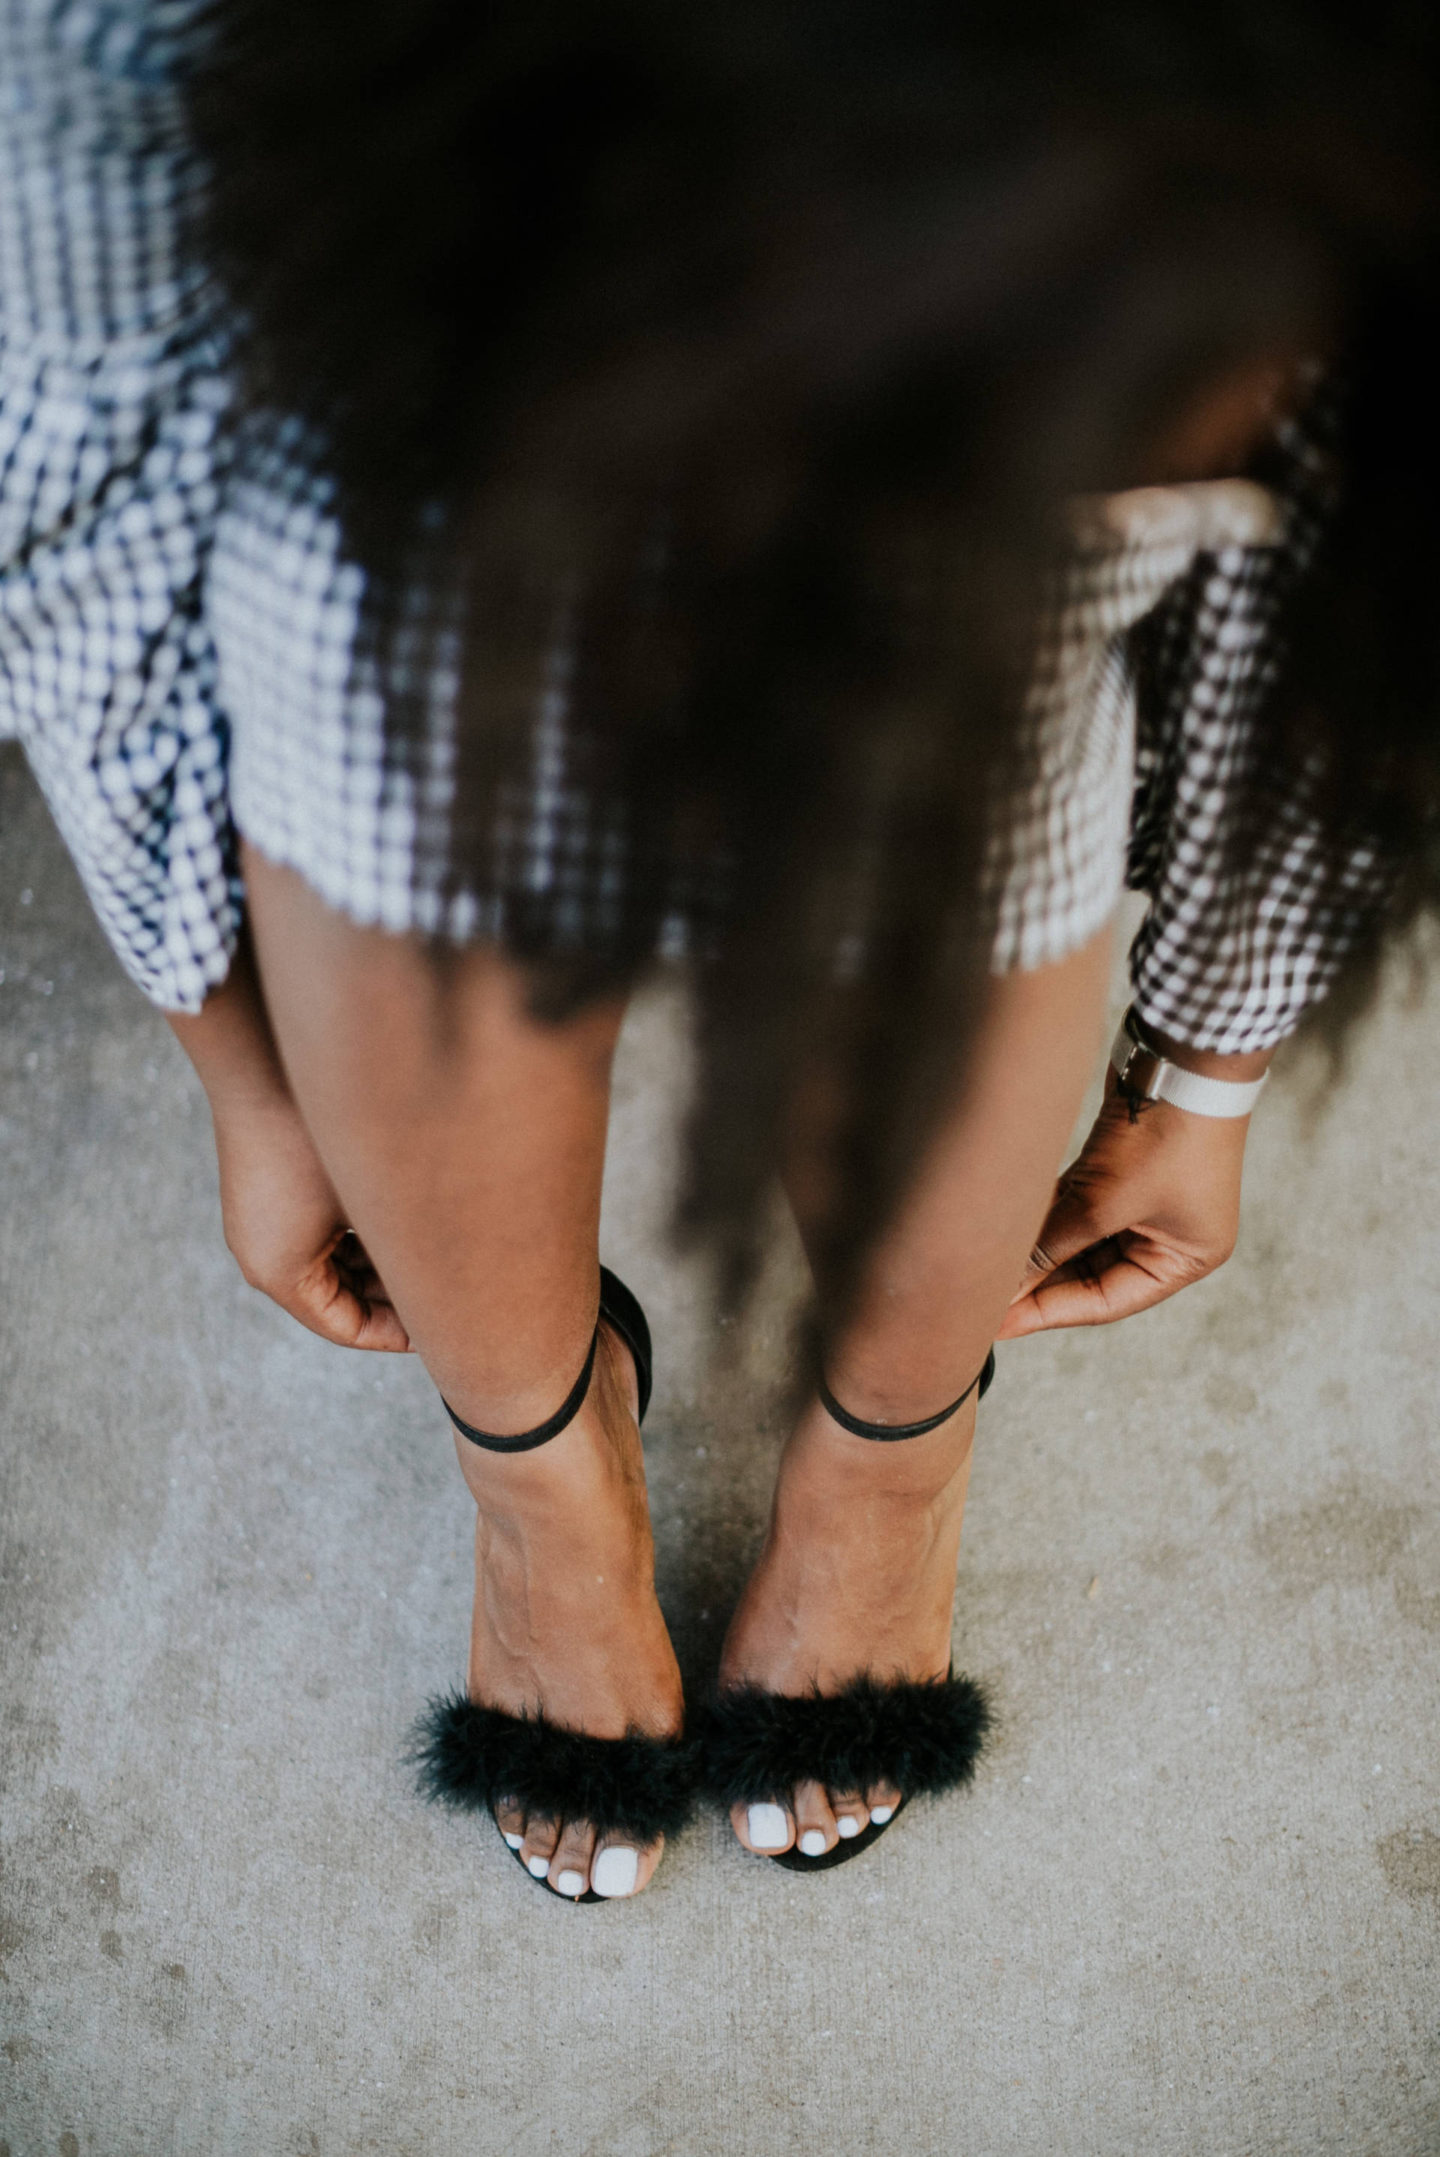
{"left": 704, "top": 1349, "right": 996, "bottom": 1872}
{"left": 412, "top": 1267, "right": 699, "bottom": 1902}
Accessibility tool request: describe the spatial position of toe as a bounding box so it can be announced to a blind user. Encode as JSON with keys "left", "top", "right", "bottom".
{"left": 494, "top": 1796, "right": 526, "bottom": 1853}
{"left": 592, "top": 1836, "right": 662, "bottom": 1898}
{"left": 827, "top": 1787, "right": 869, "bottom": 1841}
{"left": 550, "top": 1817, "right": 597, "bottom": 1899}
{"left": 731, "top": 1797, "right": 795, "bottom": 1856}
{"left": 792, "top": 1779, "right": 839, "bottom": 1858}
{"left": 864, "top": 1777, "right": 902, "bottom": 1826}
{"left": 521, "top": 1813, "right": 561, "bottom": 1881}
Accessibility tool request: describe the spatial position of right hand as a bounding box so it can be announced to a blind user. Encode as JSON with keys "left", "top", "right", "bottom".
{"left": 211, "top": 1091, "right": 411, "bottom": 1352}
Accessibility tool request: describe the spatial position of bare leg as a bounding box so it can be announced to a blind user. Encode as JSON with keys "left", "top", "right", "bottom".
{"left": 720, "top": 926, "right": 1112, "bottom": 1855}
{"left": 244, "top": 844, "right": 683, "bottom": 1898}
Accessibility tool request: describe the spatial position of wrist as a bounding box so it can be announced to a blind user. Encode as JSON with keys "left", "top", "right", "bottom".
{"left": 1141, "top": 1020, "right": 1275, "bottom": 1085}
{"left": 171, "top": 1027, "right": 294, "bottom": 1123}
{"left": 204, "top": 1068, "right": 303, "bottom": 1129}
{"left": 165, "top": 935, "right": 296, "bottom": 1119}
{"left": 1111, "top": 1007, "right": 1270, "bottom": 1118}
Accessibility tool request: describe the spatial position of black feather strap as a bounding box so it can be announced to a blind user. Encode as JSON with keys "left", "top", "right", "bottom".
{"left": 412, "top": 1691, "right": 701, "bottom": 1844}
{"left": 702, "top": 1671, "right": 991, "bottom": 1808}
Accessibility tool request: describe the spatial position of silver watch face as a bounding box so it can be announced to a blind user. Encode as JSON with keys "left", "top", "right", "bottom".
{"left": 1122, "top": 1047, "right": 1164, "bottom": 1101}
{"left": 1115, "top": 1023, "right": 1268, "bottom": 1118}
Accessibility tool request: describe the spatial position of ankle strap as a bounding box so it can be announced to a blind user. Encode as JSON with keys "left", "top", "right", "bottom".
{"left": 444, "top": 1330, "right": 600, "bottom": 1453}
{"left": 818, "top": 1347, "right": 996, "bottom": 1441}
{"left": 442, "top": 1266, "right": 652, "bottom": 1452}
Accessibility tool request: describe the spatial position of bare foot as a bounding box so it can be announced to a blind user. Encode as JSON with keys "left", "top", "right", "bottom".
{"left": 457, "top": 1320, "right": 684, "bottom": 1897}
{"left": 717, "top": 1390, "right": 978, "bottom": 1857}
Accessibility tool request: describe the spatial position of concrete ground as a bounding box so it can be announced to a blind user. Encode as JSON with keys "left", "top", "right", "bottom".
{"left": 1, "top": 738, "right": 1438, "bottom": 2157}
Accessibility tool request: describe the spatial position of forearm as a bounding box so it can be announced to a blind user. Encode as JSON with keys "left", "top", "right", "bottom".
{"left": 163, "top": 930, "right": 293, "bottom": 1114}
{"left": 161, "top": 912, "right": 408, "bottom": 1348}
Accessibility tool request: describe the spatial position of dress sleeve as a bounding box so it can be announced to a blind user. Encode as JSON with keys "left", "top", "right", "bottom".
{"left": 986, "top": 480, "right": 1291, "bottom": 983}
{"left": 0, "top": 0, "right": 242, "bottom": 1014}
{"left": 1125, "top": 396, "right": 1394, "bottom": 1054}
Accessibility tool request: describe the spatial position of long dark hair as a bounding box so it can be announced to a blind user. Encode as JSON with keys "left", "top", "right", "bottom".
{"left": 187, "top": 0, "right": 1440, "bottom": 1317}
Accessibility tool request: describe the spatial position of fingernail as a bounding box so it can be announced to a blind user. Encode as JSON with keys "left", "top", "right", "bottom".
{"left": 747, "top": 1802, "right": 789, "bottom": 1850}
{"left": 799, "top": 1829, "right": 827, "bottom": 1857}
{"left": 869, "top": 1803, "right": 894, "bottom": 1825}
{"left": 526, "top": 1854, "right": 551, "bottom": 1878}
{"left": 502, "top": 1831, "right": 524, "bottom": 1851}
{"left": 592, "top": 1845, "right": 639, "bottom": 1898}
{"left": 836, "top": 1815, "right": 861, "bottom": 1839}
{"left": 555, "top": 1868, "right": 586, "bottom": 1898}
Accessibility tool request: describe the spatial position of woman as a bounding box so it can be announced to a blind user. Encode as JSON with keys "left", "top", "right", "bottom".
{"left": 3, "top": 0, "right": 1436, "bottom": 1899}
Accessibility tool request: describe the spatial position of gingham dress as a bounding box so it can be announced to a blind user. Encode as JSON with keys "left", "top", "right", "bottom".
{"left": 0, "top": 0, "right": 1393, "bottom": 1046}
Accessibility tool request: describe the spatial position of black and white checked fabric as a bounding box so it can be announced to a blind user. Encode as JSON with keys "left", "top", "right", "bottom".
{"left": 986, "top": 477, "right": 1287, "bottom": 985}
{"left": 0, "top": 0, "right": 1394, "bottom": 1048}
{"left": 0, "top": 0, "right": 240, "bottom": 1011}
{"left": 1125, "top": 398, "right": 1393, "bottom": 1052}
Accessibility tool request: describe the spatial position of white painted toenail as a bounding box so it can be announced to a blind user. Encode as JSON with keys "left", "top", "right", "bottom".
{"left": 747, "top": 1803, "right": 789, "bottom": 1850}
{"left": 836, "top": 1815, "right": 861, "bottom": 1839}
{"left": 526, "top": 1854, "right": 551, "bottom": 1878}
{"left": 502, "top": 1832, "right": 524, "bottom": 1850}
{"left": 869, "top": 1804, "right": 894, "bottom": 1825}
{"left": 799, "top": 1830, "right": 827, "bottom": 1857}
{"left": 556, "top": 1868, "right": 586, "bottom": 1898}
{"left": 592, "top": 1846, "right": 639, "bottom": 1897}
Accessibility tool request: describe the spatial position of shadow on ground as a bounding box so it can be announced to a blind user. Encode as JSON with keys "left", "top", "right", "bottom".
{"left": 2, "top": 743, "right": 1438, "bottom": 2157}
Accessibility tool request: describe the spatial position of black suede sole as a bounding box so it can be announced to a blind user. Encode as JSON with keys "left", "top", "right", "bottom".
{"left": 768, "top": 1794, "right": 910, "bottom": 1871}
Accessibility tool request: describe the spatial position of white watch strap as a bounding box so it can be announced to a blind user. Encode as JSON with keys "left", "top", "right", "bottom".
{"left": 1109, "top": 1016, "right": 1268, "bottom": 1119}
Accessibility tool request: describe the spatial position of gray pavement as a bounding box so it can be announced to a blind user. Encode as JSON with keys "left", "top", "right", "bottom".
{"left": 1, "top": 737, "right": 1438, "bottom": 2157}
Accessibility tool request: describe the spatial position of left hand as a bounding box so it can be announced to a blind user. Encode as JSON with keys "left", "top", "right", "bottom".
{"left": 998, "top": 1068, "right": 1254, "bottom": 1335}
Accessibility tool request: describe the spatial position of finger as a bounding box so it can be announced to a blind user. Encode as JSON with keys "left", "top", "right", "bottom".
{"left": 342, "top": 1290, "right": 413, "bottom": 1353}
{"left": 289, "top": 1258, "right": 413, "bottom": 1353}
{"left": 327, "top": 1233, "right": 414, "bottom": 1350}
{"left": 307, "top": 1284, "right": 412, "bottom": 1352}
{"left": 332, "top": 1232, "right": 394, "bottom": 1303}
{"left": 1001, "top": 1239, "right": 1205, "bottom": 1335}
{"left": 1012, "top": 1180, "right": 1112, "bottom": 1299}
{"left": 339, "top": 1274, "right": 415, "bottom": 1352}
